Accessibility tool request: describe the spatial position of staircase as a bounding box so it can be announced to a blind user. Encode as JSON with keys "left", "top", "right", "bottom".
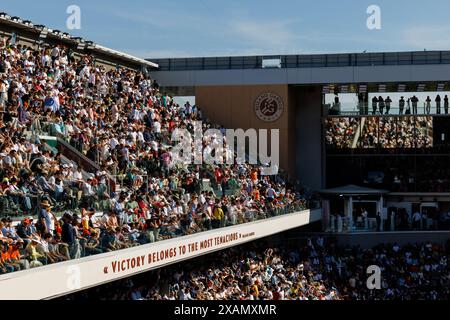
{"left": 36, "top": 134, "right": 117, "bottom": 193}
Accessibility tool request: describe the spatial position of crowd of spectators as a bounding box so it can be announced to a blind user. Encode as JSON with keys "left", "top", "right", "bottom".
{"left": 64, "top": 238, "right": 450, "bottom": 300}
{"left": 0, "top": 35, "right": 314, "bottom": 273}
{"left": 325, "top": 117, "right": 433, "bottom": 149}
{"left": 360, "top": 117, "right": 378, "bottom": 148}
{"left": 324, "top": 118, "right": 359, "bottom": 148}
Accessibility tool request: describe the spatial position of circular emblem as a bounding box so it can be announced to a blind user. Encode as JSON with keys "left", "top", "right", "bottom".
{"left": 254, "top": 93, "right": 284, "bottom": 122}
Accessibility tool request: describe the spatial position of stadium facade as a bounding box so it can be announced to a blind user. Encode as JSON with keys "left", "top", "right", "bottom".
{"left": 150, "top": 54, "right": 450, "bottom": 232}
{"left": 1, "top": 14, "right": 449, "bottom": 300}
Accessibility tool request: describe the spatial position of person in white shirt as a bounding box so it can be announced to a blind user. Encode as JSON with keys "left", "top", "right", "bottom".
{"left": 178, "top": 288, "right": 192, "bottom": 300}
{"left": 412, "top": 211, "right": 422, "bottom": 230}
{"left": 266, "top": 187, "right": 277, "bottom": 202}
{"left": 153, "top": 121, "right": 161, "bottom": 134}
{"left": 73, "top": 168, "right": 83, "bottom": 181}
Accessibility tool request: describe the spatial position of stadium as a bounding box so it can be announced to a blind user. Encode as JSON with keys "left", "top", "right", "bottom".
{"left": 0, "top": 2, "right": 449, "bottom": 305}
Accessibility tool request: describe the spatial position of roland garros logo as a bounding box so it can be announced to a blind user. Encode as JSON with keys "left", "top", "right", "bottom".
{"left": 254, "top": 93, "right": 284, "bottom": 122}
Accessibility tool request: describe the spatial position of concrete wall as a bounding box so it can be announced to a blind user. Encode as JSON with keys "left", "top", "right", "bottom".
{"left": 194, "top": 84, "right": 325, "bottom": 190}
{"left": 293, "top": 86, "right": 324, "bottom": 190}
{"left": 195, "top": 84, "right": 294, "bottom": 175}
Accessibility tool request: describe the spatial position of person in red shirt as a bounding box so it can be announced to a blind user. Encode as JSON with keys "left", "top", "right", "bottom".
{"left": 250, "top": 169, "right": 258, "bottom": 183}
{"left": 252, "top": 187, "right": 260, "bottom": 201}
{"left": 214, "top": 167, "right": 223, "bottom": 184}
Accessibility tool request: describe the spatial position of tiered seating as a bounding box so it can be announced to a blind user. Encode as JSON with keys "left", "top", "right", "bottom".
{"left": 0, "top": 33, "right": 313, "bottom": 274}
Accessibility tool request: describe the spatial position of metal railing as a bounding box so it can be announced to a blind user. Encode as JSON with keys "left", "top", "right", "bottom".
{"left": 150, "top": 51, "right": 450, "bottom": 71}
{"left": 0, "top": 183, "right": 113, "bottom": 218}
{"left": 0, "top": 202, "right": 317, "bottom": 275}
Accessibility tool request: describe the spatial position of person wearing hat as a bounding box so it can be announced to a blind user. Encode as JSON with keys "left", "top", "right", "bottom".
{"left": 37, "top": 199, "right": 53, "bottom": 235}
{"left": 1, "top": 217, "right": 20, "bottom": 241}
{"left": 60, "top": 213, "right": 80, "bottom": 259}
{"left": 16, "top": 217, "right": 34, "bottom": 245}
{"left": 24, "top": 236, "right": 46, "bottom": 268}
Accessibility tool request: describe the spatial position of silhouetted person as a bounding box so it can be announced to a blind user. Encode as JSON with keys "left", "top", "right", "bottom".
{"left": 385, "top": 96, "right": 392, "bottom": 114}
{"left": 376, "top": 212, "right": 382, "bottom": 232}
{"left": 436, "top": 95, "right": 441, "bottom": 114}
{"left": 372, "top": 96, "right": 378, "bottom": 115}
{"left": 378, "top": 96, "right": 385, "bottom": 114}
{"left": 425, "top": 96, "right": 431, "bottom": 114}
{"left": 411, "top": 96, "right": 419, "bottom": 114}
{"left": 399, "top": 96, "right": 405, "bottom": 115}
{"left": 445, "top": 95, "right": 449, "bottom": 114}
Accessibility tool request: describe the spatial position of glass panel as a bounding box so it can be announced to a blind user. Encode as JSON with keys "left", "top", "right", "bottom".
{"left": 285, "top": 55, "right": 298, "bottom": 68}
{"left": 414, "top": 116, "right": 433, "bottom": 148}
{"left": 360, "top": 117, "right": 379, "bottom": 148}
{"left": 324, "top": 118, "right": 360, "bottom": 148}
{"left": 379, "top": 117, "right": 398, "bottom": 148}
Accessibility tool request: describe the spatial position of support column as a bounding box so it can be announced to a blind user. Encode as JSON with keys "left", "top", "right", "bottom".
{"left": 378, "top": 195, "right": 384, "bottom": 231}
{"left": 321, "top": 200, "right": 330, "bottom": 232}
{"left": 347, "top": 196, "right": 353, "bottom": 232}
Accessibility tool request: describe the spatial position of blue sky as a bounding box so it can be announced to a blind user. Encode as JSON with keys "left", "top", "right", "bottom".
{"left": 2, "top": 0, "right": 450, "bottom": 58}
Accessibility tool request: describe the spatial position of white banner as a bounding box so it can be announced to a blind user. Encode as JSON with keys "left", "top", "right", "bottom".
{"left": 0, "top": 209, "right": 321, "bottom": 300}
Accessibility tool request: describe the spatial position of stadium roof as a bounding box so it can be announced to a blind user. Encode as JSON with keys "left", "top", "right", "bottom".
{"left": 0, "top": 12, "right": 158, "bottom": 69}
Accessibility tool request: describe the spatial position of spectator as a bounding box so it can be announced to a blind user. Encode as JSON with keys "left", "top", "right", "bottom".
{"left": 65, "top": 239, "right": 450, "bottom": 301}
{"left": 436, "top": 95, "right": 441, "bottom": 114}
{"left": 399, "top": 96, "right": 405, "bottom": 115}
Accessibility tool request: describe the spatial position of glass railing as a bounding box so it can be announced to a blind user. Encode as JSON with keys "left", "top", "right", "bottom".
{"left": 325, "top": 102, "right": 450, "bottom": 116}
{"left": 0, "top": 198, "right": 317, "bottom": 274}
{"left": 0, "top": 189, "right": 112, "bottom": 219}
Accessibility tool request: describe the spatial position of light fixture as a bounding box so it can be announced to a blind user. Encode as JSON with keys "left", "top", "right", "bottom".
{"left": 340, "top": 85, "right": 349, "bottom": 93}
{"left": 11, "top": 16, "right": 22, "bottom": 23}
{"left": 378, "top": 84, "right": 386, "bottom": 93}
{"left": 417, "top": 84, "right": 426, "bottom": 92}
{"left": 398, "top": 84, "right": 406, "bottom": 92}
{"left": 359, "top": 85, "right": 367, "bottom": 93}
{"left": 437, "top": 83, "right": 445, "bottom": 91}
{"left": 39, "top": 29, "right": 48, "bottom": 39}
{"left": 77, "top": 43, "right": 86, "bottom": 50}
{"left": 23, "top": 20, "right": 33, "bottom": 27}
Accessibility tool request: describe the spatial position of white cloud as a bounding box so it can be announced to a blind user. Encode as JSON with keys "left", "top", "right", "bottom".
{"left": 230, "top": 19, "right": 297, "bottom": 49}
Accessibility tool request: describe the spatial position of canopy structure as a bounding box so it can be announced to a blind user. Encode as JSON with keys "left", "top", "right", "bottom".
{"left": 320, "top": 185, "right": 388, "bottom": 233}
